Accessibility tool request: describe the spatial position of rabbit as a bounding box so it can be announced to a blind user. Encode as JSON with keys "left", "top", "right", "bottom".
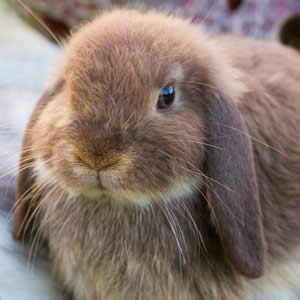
{"left": 12, "top": 7, "right": 300, "bottom": 300}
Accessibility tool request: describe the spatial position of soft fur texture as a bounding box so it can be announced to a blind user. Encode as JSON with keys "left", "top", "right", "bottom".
{"left": 13, "top": 8, "right": 300, "bottom": 300}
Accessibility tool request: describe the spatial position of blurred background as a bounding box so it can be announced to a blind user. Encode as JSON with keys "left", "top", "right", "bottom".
{"left": 5, "top": 0, "right": 300, "bottom": 42}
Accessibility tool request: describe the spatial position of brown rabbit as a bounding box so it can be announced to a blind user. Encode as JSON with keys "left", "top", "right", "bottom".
{"left": 13, "top": 8, "right": 300, "bottom": 300}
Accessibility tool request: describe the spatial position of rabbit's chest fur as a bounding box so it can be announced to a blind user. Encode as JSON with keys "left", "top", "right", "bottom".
{"left": 40, "top": 196, "right": 245, "bottom": 300}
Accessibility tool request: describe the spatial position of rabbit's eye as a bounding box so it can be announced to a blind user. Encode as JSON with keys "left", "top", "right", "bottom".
{"left": 157, "top": 85, "right": 175, "bottom": 110}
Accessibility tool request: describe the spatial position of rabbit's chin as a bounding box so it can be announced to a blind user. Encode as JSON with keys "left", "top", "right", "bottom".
{"left": 62, "top": 180, "right": 198, "bottom": 208}
{"left": 66, "top": 179, "right": 198, "bottom": 208}
{"left": 69, "top": 186, "right": 154, "bottom": 206}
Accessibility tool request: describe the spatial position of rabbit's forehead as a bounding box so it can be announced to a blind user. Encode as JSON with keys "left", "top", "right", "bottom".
{"left": 69, "top": 42, "right": 183, "bottom": 86}
{"left": 66, "top": 40, "right": 187, "bottom": 117}
{"left": 65, "top": 18, "right": 193, "bottom": 91}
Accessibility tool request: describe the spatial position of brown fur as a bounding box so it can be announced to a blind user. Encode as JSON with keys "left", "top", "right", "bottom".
{"left": 13, "top": 8, "right": 300, "bottom": 300}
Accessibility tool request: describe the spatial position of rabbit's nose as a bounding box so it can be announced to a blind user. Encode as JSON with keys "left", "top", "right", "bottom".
{"left": 96, "top": 158, "right": 121, "bottom": 189}
{"left": 74, "top": 151, "right": 121, "bottom": 171}
{"left": 96, "top": 157, "right": 121, "bottom": 172}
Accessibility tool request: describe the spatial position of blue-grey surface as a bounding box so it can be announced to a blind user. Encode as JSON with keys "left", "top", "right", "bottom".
{"left": 0, "top": 9, "right": 65, "bottom": 300}
{"left": 1, "top": 46, "right": 59, "bottom": 91}
{"left": 0, "top": 11, "right": 60, "bottom": 168}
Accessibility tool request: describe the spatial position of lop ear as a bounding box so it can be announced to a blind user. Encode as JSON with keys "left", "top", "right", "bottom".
{"left": 204, "top": 95, "right": 265, "bottom": 278}
{"left": 13, "top": 79, "right": 65, "bottom": 242}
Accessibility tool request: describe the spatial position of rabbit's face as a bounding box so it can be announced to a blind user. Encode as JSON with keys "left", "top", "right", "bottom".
{"left": 31, "top": 10, "right": 214, "bottom": 205}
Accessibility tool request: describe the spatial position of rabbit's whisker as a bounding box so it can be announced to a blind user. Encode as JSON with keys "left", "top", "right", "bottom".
{"left": 199, "top": 0, "right": 217, "bottom": 26}
{"left": 16, "top": 0, "right": 64, "bottom": 47}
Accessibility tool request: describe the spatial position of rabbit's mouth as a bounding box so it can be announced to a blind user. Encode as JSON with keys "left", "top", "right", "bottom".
{"left": 33, "top": 157, "right": 152, "bottom": 205}
{"left": 33, "top": 155, "right": 200, "bottom": 207}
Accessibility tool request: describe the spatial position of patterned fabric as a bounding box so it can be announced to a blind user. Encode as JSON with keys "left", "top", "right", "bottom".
{"left": 12, "top": 0, "right": 300, "bottom": 40}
